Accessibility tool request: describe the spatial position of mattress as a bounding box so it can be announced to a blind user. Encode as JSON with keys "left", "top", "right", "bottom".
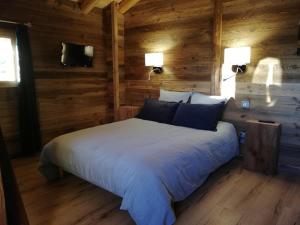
{"left": 39, "top": 118, "right": 239, "bottom": 225}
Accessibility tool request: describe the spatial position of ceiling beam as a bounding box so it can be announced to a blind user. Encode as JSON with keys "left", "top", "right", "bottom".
{"left": 210, "top": 0, "right": 223, "bottom": 95}
{"left": 97, "top": 0, "right": 114, "bottom": 8}
{"left": 119, "top": 0, "right": 141, "bottom": 14}
{"left": 81, "top": 0, "right": 100, "bottom": 14}
{"left": 111, "top": 1, "right": 120, "bottom": 120}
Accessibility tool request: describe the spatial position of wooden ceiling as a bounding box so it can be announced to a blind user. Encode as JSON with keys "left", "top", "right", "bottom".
{"left": 70, "top": 0, "right": 141, "bottom": 14}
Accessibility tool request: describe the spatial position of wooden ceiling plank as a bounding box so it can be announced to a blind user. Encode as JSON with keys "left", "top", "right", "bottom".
{"left": 119, "top": 0, "right": 141, "bottom": 14}
{"left": 81, "top": 0, "right": 100, "bottom": 14}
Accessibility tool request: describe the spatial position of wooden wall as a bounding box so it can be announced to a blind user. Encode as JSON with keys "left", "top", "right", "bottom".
{"left": 124, "top": 0, "right": 300, "bottom": 172}
{"left": 0, "top": 0, "right": 110, "bottom": 155}
{"left": 222, "top": 0, "right": 300, "bottom": 173}
{"left": 124, "top": 0, "right": 214, "bottom": 105}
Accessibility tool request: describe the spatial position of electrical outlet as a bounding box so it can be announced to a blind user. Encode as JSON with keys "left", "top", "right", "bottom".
{"left": 241, "top": 99, "right": 250, "bottom": 109}
{"left": 239, "top": 131, "right": 246, "bottom": 144}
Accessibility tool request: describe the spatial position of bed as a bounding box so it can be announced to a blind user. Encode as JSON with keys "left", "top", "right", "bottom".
{"left": 39, "top": 118, "right": 239, "bottom": 225}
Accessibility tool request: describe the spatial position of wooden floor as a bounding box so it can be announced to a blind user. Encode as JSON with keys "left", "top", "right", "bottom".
{"left": 12, "top": 156, "right": 300, "bottom": 225}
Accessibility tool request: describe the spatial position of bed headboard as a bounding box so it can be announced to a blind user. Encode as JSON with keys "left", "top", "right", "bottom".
{"left": 160, "top": 81, "right": 211, "bottom": 95}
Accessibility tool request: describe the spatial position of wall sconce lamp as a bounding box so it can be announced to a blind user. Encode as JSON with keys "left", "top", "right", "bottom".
{"left": 223, "top": 47, "right": 251, "bottom": 81}
{"left": 145, "top": 53, "right": 164, "bottom": 80}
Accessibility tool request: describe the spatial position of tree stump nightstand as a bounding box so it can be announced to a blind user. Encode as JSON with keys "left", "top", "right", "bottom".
{"left": 243, "top": 120, "right": 281, "bottom": 175}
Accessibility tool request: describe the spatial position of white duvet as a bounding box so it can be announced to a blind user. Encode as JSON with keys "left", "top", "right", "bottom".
{"left": 39, "top": 118, "right": 239, "bottom": 225}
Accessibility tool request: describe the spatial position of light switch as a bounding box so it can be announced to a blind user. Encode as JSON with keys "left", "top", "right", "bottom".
{"left": 241, "top": 99, "right": 250, "bottom": 109}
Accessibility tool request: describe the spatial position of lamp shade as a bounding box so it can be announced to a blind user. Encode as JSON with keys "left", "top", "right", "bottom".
{"left": 224, "top": 47, "right": 251, "bottom": 65}
{"left": 145, "top": 53, "right": 164, "bottom": 67}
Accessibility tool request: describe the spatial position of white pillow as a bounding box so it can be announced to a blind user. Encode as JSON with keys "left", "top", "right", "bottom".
{"left": 159, "top": 89, "right": 191, "bottom": 103}
{"left": 190, "top": 92, "right": 227, "bottom": 105}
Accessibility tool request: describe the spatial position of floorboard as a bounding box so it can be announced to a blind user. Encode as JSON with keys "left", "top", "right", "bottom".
{"left": 12, "top": 156, "right": 300, "bottom": 225}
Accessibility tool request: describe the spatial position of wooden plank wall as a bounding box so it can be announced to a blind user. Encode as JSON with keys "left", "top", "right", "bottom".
{"left": 124, "top": 0, "right": 300, "bottom": 172}
{"left": 0, "top": 0, "right": 111, "bottom": 155}
{"left": 124, "top": 0, "right": 214, "bottom": 106}
{"left": 104, "top": 4, "right": 125, "bottom": 110}
{"left": 222, "top": 0, "right": 300, "bottom": 173}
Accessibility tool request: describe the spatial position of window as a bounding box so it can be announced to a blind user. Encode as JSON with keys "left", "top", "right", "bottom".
{"left": 0, "top": 28, "right": 19, "bottom": 85}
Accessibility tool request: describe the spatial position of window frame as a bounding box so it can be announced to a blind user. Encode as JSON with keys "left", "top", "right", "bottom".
{"left": 0, "top": 28, "right": 19, "bottom": 88}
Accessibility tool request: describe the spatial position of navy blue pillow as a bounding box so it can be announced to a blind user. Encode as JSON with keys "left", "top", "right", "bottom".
{"left": 172, "top": 102, "right": 225, "bottom": 131}
{"left": 136, "top": 99, "right": 179, "bottom": 124}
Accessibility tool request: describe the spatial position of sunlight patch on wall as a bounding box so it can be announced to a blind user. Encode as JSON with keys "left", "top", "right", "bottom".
{"left": 252, "top": 57, "right": 283, "bottom": 107}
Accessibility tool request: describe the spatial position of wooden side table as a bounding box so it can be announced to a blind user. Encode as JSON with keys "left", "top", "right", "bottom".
{"left": 118, "top": 106, "right": 141, "bottom": 121}
{"left": 243, "top": 120, "right": 281, "bottom": 175}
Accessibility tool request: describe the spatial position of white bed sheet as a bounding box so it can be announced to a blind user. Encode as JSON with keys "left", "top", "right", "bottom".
{"left": 40, "top": 118, "right": 239, "bottom": 225}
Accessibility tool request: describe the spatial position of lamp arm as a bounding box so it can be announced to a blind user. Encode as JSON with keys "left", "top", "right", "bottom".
{"left": 148, "top": 69, "right": 154, "bottom": 80}
{"left": 223, "top": 66, "right": 239, "bottom": 82}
